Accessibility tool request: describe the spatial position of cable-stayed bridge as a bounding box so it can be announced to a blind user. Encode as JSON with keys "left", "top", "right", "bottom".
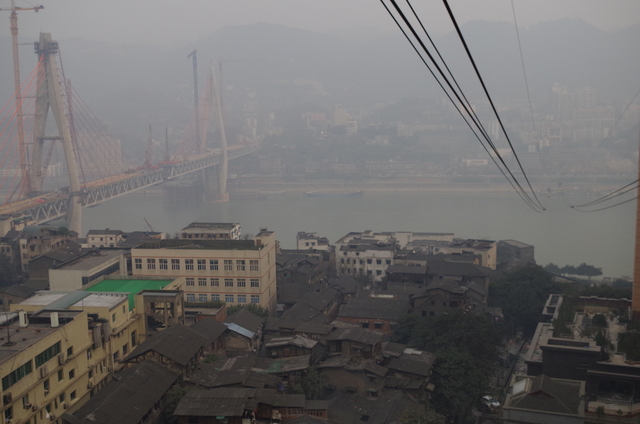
{"left": 0, "top": 33, "right": 255, "bottom": 234}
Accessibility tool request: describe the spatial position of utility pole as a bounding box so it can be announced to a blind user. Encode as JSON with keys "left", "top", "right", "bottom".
{"left": 0, "top": 1, "right": 44, "bottom": 198}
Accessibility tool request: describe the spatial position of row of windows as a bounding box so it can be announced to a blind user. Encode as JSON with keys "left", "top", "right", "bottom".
{"left": 35, "top": 341, "right": 61, "bottom": 368}
{"left": 135, "top": 258, "right": 260, "bottom": 272}
{"left": 341, "top": 268, "right": 383, "bottom": 276}
{"left": 185, "top": 278, "right": 260, "bottom": 288}
{"left": 186, "top": 293, "right": 261, "bottom": 304}
{"left": 340, "top": 258, "right": 391, "bottom": 265}
{"left": 81, "top": 262, "right": 121, "bottom": 286}
{"left": 1, "top": 360, "right": 32, "bottom": 391}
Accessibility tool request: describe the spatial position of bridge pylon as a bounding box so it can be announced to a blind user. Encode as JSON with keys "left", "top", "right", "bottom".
{"left": 203, "top": 65, "right": 229, "bottom": 202}
{"left": 31, "top": 33, "right": 83, "bottom": 232}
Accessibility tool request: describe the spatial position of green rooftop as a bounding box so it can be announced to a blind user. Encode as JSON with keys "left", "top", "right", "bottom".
{"left": 85, "top": 278, "right": 173, "bottom": 310}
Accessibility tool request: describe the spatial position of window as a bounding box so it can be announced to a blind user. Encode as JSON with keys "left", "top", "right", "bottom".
{"left": 237, "top": 295, "right": 247, "bottom": 303}
{"left": 225, "top": 294, "right": 234, "bottom": 303}
{"left": 89, "top": 369, "right": 93, "bottom": 379}
{"left": 376, "top": 270, "right": 382, "bottom": 275}
{"left": 185, "top": 259, "right": 194, "bottom": 270}
{"left": 43, "top": 378, "right": 50, "bottom": 392}
{"left": 367, "top": 270, "right": 372, "bottom": 275}
{"left": 367, "top": 259, "right": 372, "bottom": 264}
{"left": 22, "top": 395, "right": 29, "bottom": 408}
{"left": 211, "top": 294, "right": 220, "bottom": 302}
{"left": 251, "top": 295, "right": 260, "bottom": 304}
{"left": 59, "top": 392, "right": 65, "bottom": 403}
{"left": 67, "top": 346, "right": 74, "bottom": 356}
{"left": 147, "top": 259, "right": 156, "bottom": 270}
{"left": 122, "top": 343, "right": 129, "bottom": 355}
{"left": 237, "top": 279, "right": 246, "bottom": 287}
{"left": 159, "top": 259, "right": 168, "bottom": 270}
{"left": 2, "top": 360, "right": 32, "bottom": 390}
{"left": 35, "top": 342, "right": 61, "bottom": 367}
{"left": 70, "top": 391, "right": 76, "bottom": 400}
{"left": 134, "top": 258, "right": 142, "bottom": 269}
{"left": 374, "top": 322, "right": 383, "bottom": 329}
{"left": 376, "top": 259, "right": 381, "bottom": 265}
{"left": 250, "top": 260, "right": 259, "bottom": 271}
{"left": 210, "top": 278, "right": 219, "bottom": 286}
{"left": 386, "top": 260, "right": 391, "bottom": 265}
{"left": 57, "top": 369, "right": 63, "bottom": 382}
{"left": 198, "top": 278, "right": 207, "bottom": 286}
{"left": 224, "top": 260, "right": 233, "bottom": 271}
{"left": 171, "top": 259, "right": 180, "bottom": 270}
{"left": 186, "top": 294, "right": 196, "bottom": 302}
{"left": 112, "top": 313, "right": 116, "bottom": 322}
{"left": 250, "top": 279, "right": 259, "bottom": 288}
{"left": 4, "top": 407, "right": 12, "bottom": 421}
{"left": 197, "top": 259, "right": 206, "bottom": 270}
{"left": 361, "top": 322, "right": 369, "bottom": 328}
{"left": 113, "top": 351, "right": 120, "bottom": 361}
{"left": 131, "top": 330, "right": 137, "bottom": 347}
{"left": 209, "top": 259, "right": 219, "bottom": 270}
{"left": 224, "top": 279, "right": 233, "bottom": 287}
{"left": 186, "top": 278, "right": 195, "bottom": 286}
{"left": 68, "top": 369, "right": 75, "bottom": 379}
{"left": 199, "top": 294, "right": 208, "bottom": 302}
{"left": 236, "top": 260, "right": 246, "bottom": 271}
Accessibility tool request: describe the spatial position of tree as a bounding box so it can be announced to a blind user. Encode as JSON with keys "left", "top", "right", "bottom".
{"left": 489, "top": 264, "right": 560, "bottom": 336}
{"left": 301, "top": 366, "right": 325, "bottom": 400}
{"left": 400, "top": 405, "right": 447, "bottom": 424}
{"left": 226, "top": 303, "right": 270, "bottom": 319}
{"left": 575, "top": 262, "right": 603, "bottom": 280}
{"left": 544, "top": 263, "right": 561, "bottom": 274}
{"left": 560, "top": 265, "right": 577, "bottom": 275}
{"left": 431, "top": 349, "right": 490, "bottom": 423}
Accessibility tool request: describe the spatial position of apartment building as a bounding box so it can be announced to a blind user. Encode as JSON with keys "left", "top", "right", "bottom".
{"left": 130, "top": 229, "right": 277, "bottom": 314}
{"left": 179, "top": 222, "right": 241, "bottom": 240}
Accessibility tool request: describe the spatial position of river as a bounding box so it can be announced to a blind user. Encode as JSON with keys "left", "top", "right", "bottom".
{"left": 83, "top": 188, "right": 635, "bottom": 279}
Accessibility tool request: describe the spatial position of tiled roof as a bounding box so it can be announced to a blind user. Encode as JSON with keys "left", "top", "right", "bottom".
{"left": 224, "top": 308, "right": 264, "bottom": 333}
{"left": 123, "top": 325, "right": 208, "bottom": 366}
{"left": 72, "top": 360, "right": 179, "bottom": 424}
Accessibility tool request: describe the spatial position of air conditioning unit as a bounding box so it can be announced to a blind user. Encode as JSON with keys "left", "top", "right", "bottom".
{"left": 23, "top": 403, "right": 32, "bottom": 410}
{"left": 62, "top": 402, "right": 69, "bottom": 409}
{"left": 2, "top": 392, "right": 12, "bottom": 405}
{"left": 39, "top": 366, "right": 49, "bottom": 378}
{"left": 58, "top": 353, "right": 67, "bottom": 365}
{"left": 32, "top": 404, "right": 38, "bottom": 411}
{"left": 87, "top": 380, "right": 93, "bottom": 389}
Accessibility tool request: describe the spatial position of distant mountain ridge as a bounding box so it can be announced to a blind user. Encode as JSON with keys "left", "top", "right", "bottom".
{"left": 0, "top": 19, "right": 637, "bottom": 143}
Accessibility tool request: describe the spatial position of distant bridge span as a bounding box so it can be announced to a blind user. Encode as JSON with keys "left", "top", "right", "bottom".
{"left": 0, "top": 144, "right": 256, "bottom": 226}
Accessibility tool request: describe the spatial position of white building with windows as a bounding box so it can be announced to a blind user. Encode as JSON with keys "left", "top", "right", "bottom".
{"left": 179, "top": 222, "right": 241, "bottom": 240}
{"left": 130, "top": 229, "right": 277, "bottom": 314}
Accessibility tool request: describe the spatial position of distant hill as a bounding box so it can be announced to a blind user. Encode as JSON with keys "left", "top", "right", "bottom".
{"left": 0, "top": 19, "right": 637, "bottom": 149}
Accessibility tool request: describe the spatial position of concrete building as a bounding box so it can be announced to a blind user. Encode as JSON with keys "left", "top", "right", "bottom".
{"left": 130, "top": 229, "right": 277, "bottom": 314}
{"left": 48, "top": 250, "right": 127, "bottom": 291}
{"left": 2, "top": 225, "right": 79, "bottom": 273}
{"left": 179, "top": 222, "right": 241, "bottom": 240}
{"left": 86, "top": 229, "right": 123, "bottom": 248}
{"left": 296, "top": 232, "right": 330, "bottom": 251}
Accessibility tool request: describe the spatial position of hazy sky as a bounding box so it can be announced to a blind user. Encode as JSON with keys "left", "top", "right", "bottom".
{"left": 7, "top": 0, "right": 640, "bottom": 45}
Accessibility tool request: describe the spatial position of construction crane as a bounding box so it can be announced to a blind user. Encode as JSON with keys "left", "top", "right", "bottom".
{"left": 0, "top": 1, "right": 44, "bottom": 198}
{"left": 143, "top": 217, "right": 155, "bottom": 233}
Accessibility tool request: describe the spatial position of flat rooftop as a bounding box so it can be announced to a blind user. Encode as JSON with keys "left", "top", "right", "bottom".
{"left": 0, "top": 310, "right": 82, "bottom": 365}
{"left": 85, "top": 278, "right": 174, "bottom": 310}
{"left": 17, "top": 291, "right": 126, "bottom": 310}
{"left": 54, "top": 249, "right": 122, "bottom": 271}
{"left": 182, "top": 222, "right": 239, "bottom": 230}
{"left": 136, "top": 239, "right": 260, "bottom": 250}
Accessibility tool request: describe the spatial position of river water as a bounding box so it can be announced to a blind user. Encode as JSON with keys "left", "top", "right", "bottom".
{"left": 83, "top": 189, "right": 635, "bottom": 279}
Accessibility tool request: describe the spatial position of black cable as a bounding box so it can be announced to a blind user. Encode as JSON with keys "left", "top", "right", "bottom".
{"left": 441, "top": 0, "right": 544, "bottom": 210}
{"left": 571, "top": 179, "right": 639, "bottom": 208}
{"left": 510, "top": 0, "right": 535, "bottom": 132}
{"left": 380, "top": 0, "right": 544, "bottom": 211}
{"left": 573, "top": 195, "right": 637, "bottom": 212}
{"left": 383, "top": 0, "right": 544, "bottom": 211}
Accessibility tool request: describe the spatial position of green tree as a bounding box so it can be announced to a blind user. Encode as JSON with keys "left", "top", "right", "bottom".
{"left": 544, "top": 263, "right": 562, "bottom": 274}
{"left": 226, "top": 303, "right": 270, "bottom": 319}
{"left": 0, "top": 253, "right": 17, "bottom": 287}
{"left": 400, "top": 405, "right": 447, "bottom": 424}
{"left": 489, "top": 264, "right": 560, "bottom": 336}
{"left": 301, "top": 366, "right": 325, "bottom": 400}
{"left": 560, "top": 265, "right": 577, "bottom": 275}
{"left": 575, "top": 263, "right": 603, "bottom": 280}
{"left": 431, "top": 349, "right": 489, "bottom": 423}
